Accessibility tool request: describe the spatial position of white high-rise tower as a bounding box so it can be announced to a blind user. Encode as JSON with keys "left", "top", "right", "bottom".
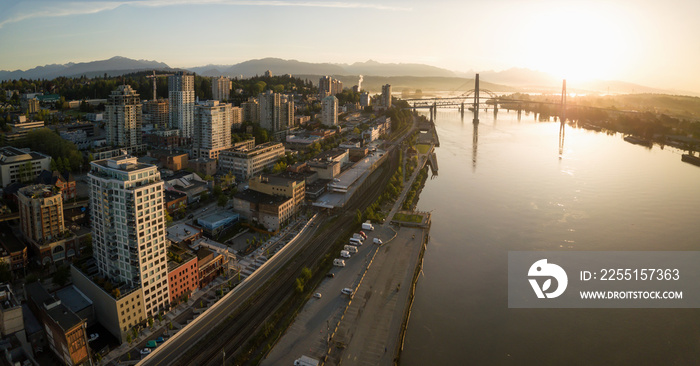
{"left": 168, "top": 72, "right": 195, "bottom": 139}
{"left": 88, "top": 154, "right": 170, "bottom": 317}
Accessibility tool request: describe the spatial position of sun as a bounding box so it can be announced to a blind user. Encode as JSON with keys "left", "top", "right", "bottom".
{"left": 520, "top": 4, "right": 632, "bottom": 83}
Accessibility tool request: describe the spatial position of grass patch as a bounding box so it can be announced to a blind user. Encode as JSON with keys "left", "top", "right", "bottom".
{"left": 393, "top": 212, "right": 423, "bottom": 223}
{"left": 415, "top": 144, "right": 431, "bottom": 154}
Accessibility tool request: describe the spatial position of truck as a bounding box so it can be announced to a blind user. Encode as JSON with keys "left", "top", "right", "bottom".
{"left": 340, "top": 250, "right": 351, "bottom": 258}
{"left": 294, "top": 355, "right": 320, "bottom": 366}
{"left": 352, "top": 233, "right": 364, "bottom": 241}
{"left": 344, "top": 245, "right": 358, "bottom": 253}
{"left": 333, "top": 258, "right": 346, "bottom": 267}
{"left": 362, "top": 221, "right": 374, "bottom": 231}
{"left": 349, "top": 237, "right": 363, "bottom": 246}
{"left": 373, "top": 238, "right": 383, "bottom": 244}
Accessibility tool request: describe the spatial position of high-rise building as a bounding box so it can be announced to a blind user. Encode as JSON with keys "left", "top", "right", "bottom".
{"left": 88, "top": 155, "right": 169, "bottom": 317}
{"left": 360, "top": 92, "right": 371, "bottom": 107}
{"left": 106, "top": 85, "right": 142, "bottom": 149}
{"left": 212, "top": 76, "right": 231, "bottom": 101}
{"left": 319, "top": 76, "right": 343, "bottom": 99}
{"left": 382, "top": 84, "right": 392, "bottom": 108}
{"left": 143, "top": 99, "right": 169, "bottom": 130}
{"left": 231, "top": 106, "right": 243, "bottom": 129}
{"left": 280, "top": 95, "right": 294, "bottom": 130}
{"left": 258, "top": 91, "right": 294, "bottom": 133}
{"left": 322, "top": 95, "right": 338, "bottom": 126}
{"left": 169, "top": 72, "right": 195, "bottom": 139}
{"left": 241, "top": 98, "right": 259, "bottom": 124}
{"left": 193, "top": 100, "right": 233, "bottom": 160}
{"left": 18, "top": 184, "right": 65, "bottom": 243}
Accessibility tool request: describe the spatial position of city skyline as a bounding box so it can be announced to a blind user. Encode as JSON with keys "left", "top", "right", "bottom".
{"left": 1, "top": 0, "right": 699, "bottom": 93}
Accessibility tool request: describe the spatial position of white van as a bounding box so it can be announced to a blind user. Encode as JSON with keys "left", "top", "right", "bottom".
{"left": 340, "top": 250, "right": 351, "bottom": 258}
{"left": 373, "top": 238, "right": 383, "bottom": 244}
{"left": 333, "top": 259, "right": 346, "bottom": 267}
{"left": 344, "top": 245, "right": 358, "bottom": 253}
{"left": 349, "top": 238, "right": 362, "bottom": 246}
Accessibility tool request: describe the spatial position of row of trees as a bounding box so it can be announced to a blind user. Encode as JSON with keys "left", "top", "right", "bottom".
{"left": 12, "top": 128, "right": 84, "bottom": 172}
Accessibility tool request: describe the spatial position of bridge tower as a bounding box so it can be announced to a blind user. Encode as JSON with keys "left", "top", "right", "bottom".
{"left": 461, "top": 102, "right": 465, "bottom": 119}
{"left": 433, "top": 102, "right": 437, "bottom": 121}
{"left": 560, "top": 79, "right": 567, "bottom": 125}
{"left": 473, "top": 73, "right": 480, "bottom": 124}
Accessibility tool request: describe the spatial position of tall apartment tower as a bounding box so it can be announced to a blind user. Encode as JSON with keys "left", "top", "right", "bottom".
{"left": 212, "top": 76, "right": 231, "bottom": 101}
{"left": 106, "top": 85, "right": 142, "bottom": 149}
{"left": 321, "top": 95, "right": 338, "bottom": 126}
{"left": 193, "top": 100, "right": 233, "bottom": 160}
{"left": 241, "top": 98, "right": 259, "bottom": 124}
{"left": 382, "top": 84, "right": 392, "bottom": 108}
{"left": 318, "top": 76, "right": 343, "bottom": 99}
{"left": 258, "top": 91, "right": 293, "bottom": 132}
{"left": 280, "top": 95, "right": 294, "bottom": 130}
{"left": 360, "top": 92, "right": 371, "bottom": 107}
{"left": 143, "top": 99, "right": 169, "bottom": 130}
{"left": 18, "top": 184, "right": 65, "bottom": 243}
{"left": 168, "top": 72, "right": 195, "bottom": 139}
{"left": 88, "top": 155, "right": 169, "bottom": 317}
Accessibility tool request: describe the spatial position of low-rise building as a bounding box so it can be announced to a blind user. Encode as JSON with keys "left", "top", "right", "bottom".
{"left": 189, "top": 157, "right": 217, "bottom": 177}
{"left": 167, "top": 223, "right": 203, "bottom": 247}
{"left": 0, "top": 284, "right": 23, "bottom": 337}
{"left": 0, "top": 224, "right": 28, "bottom": 273}
{"left": 0, "top": 147, "right": 51, "bottom": 188}
{"left": 195, "top": 211, "right": 239, "bottom": 237}
{"left": 249, "top": 174, "right": 305, "bottom": 212}
{"left": 54, "top": 285, "right": 95, "bottom": 327}
{"left": 196, "top": 247, "right": 227, "bottom": 288}
{"left": 219, "top": 142, "right": 285, "bottom": 182}
{"left": 147, "top": 150, "right": 189, "bottom": 171}
{"left": 35, "top": 170, "right": 76, "bottom": 202}
{"left": 164, "top": 190, "right": 187, "bottom": 214}
{"left": 25, "top": 281, "right": 91, "bottom": 365}
{"left": 233, "top": 189, "right": 295, "bottom": 231}
{"left": 71, "top": 264, "right": 146, "bottom": 343}
{"left": 167, "top": 249, "right": 198, "bottom": 306}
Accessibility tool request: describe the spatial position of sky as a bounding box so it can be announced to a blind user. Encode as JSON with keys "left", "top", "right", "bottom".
{"left": 0, "top": 0, "right": 699, "bottom": 93}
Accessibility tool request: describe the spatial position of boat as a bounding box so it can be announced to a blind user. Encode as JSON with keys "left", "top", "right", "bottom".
{"left": 624, "top": 135, "right": 652, "bottom": 147}
{"left": 681, "top": 154, "right": 700, "bottom": 167}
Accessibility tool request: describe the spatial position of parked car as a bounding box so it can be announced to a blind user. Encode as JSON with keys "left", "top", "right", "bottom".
{"left": 313, "top": 292, "right": 322, "bottom": 299}
{"left": 88, "top": 333, "right": 99, "bottom": 342}
{"left": 187, "top": 214, "right": 194, "bottom": 219}
{"left": 326, "top": 273, "right": 335, "bottom": 278}
{"left": 155, "top": 337, "right": 165, "bottom": 343}
{"left": 373, "top": 238, "right": 383, "bottom": 244}
{"left": 146, "top": 340, "right": 158, "bottom": 348}
{"left": 140, "top": 348, "right": 151, "bottom": 355}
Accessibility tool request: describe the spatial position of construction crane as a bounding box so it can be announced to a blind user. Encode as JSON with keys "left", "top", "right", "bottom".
{"left": 146, "top": 70, "right": 173, "bottom": 101}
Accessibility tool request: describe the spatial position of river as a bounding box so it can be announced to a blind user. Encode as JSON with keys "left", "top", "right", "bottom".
{"left": 402, "top": 109, "right": 700, "bottom": 365}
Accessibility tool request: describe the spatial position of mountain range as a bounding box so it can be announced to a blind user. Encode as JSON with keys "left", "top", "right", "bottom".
{"left": 1, "top": 56, "right": 689, "bottom": 96}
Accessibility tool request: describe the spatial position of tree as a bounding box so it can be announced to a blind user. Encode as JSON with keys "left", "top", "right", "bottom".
{"left": 148, "top": 317, "right": 154, "bottom": 328}
{"left": 355, "top": 209, "right": 363, "bottom": 225}
{"left": 217, "top": 195, "right": 228, "bottom": 207}
{"left": 52, "top": 265, "right": 71, "bottom": 286}
{"left": 165, "top": 212, "right": 173, "bottom": 224}
{"left": 126, "top": 334, "right": 132, "bottom": 344}
{"left": 200, "top": 191, "right": 210, "bottom": 202}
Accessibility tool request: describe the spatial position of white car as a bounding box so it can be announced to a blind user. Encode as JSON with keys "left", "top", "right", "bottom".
{"left": 88, "top": 333, "right": 99, "bottom": 342}
{"left": 313, "top": 292, "right": 322, "bottom": 299}
{"left": 341, "top": 288, "right": 353, "bottom": 295}
{"left": 373, "top": 238, "right": 383, "bottom": 244}
{"left": 140, "top": 348, "right": 151, "bottom": 355}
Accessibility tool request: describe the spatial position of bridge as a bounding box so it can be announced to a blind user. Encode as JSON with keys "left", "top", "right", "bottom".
{"left": 404, "top": 73, "right": 569, "bottom": 124}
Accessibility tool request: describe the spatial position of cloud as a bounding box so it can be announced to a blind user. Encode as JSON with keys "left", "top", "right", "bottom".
{"left": 0, "top": 0, "right": 411, "bottom": 29}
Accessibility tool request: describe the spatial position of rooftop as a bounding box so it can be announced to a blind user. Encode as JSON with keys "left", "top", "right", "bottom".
{"left": 54, "top": 285, "right": 93, "bottom": 314}
{"left": 166, "top": 249, "right": 197, "bottom": 272}
{"left": 167, "top": 223, "right": 202, "bottom": 244}
{"left": 234, "top": 189, "right": 290, "bottom": 206}
{"left": 0, "top": 146, "right": 49, "bottom": 165}
{"left": 0, "top": 224, "right": 26, "bottom": 253}
{"left": 312, "top": 148, "right": 348, "bottom": 162}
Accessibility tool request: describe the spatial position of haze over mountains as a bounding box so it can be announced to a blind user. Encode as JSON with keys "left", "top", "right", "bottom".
{"left": 0, "top": 56, "right": 686, "bottom": 96}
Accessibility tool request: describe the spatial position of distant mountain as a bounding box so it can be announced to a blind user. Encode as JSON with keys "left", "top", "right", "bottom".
{"left": 344, "top": 60, "right": 455, "bottom": 77}
{"left": 0, "top": 56, "right": 171, "bottom": 81}
{"left": 187, "top": 57, "right": 456, "bottom": 78}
